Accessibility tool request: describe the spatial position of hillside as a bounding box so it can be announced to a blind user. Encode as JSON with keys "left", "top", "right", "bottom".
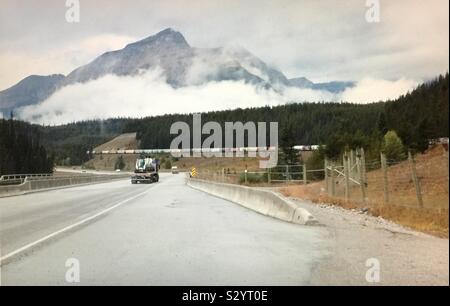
{"left": 83, "top": 133, "right": 139, "bottom": 171}
{"left": 131, "top": 73, "right": 448, "bottom": 153}
{"left": 281, "top": 144, "right": 449, "bottom": 237}
{"left": 385, "top": 73, "right": 449, "bottom": 151}
{"left": 93, "top": 132, "right": 139, "bottom": 152}
{"left": 0, "top": 74, "right": 64, "bottom": 115}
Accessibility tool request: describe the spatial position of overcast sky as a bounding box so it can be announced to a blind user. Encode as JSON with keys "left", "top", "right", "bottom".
{"left": 0, "top": 0, "right": 448, "bottom": 90}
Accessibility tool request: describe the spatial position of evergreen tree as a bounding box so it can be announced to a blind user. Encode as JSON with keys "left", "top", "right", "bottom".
{"left": 279, "top": 123, "right": 298, "bottom": 165}
{"left": 114, "top": 155, "right": 126, "bottom": 170}
{"left": 164, "top": 159, "right": 172, "bottom": 169}
{"left": 0, "top": 118, "right": 54, "bottom": 175}
{"left": 383, "top": 130, "right": 406, "bottom": 161}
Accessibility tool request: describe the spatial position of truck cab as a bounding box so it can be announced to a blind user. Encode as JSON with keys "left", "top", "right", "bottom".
{"left": 131, "top": 158, "right": 160, "bottom": 184}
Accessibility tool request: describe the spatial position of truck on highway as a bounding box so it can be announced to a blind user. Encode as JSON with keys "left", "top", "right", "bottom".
{"left": 131, "top": 158, "right": 160, "bottom": 184}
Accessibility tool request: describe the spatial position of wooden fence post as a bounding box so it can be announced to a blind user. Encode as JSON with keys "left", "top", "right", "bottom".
{"left": 285, "top": 165, "right": 289, "bottom": 183}
{"left": 324, "top": 158, "right": 329, "bottom": 193}
{"left": 357, "top": 148, "right": 367, "bottom": 202}
{"left": 361, "top": 147, "right": 367, "bottom": 185}
{"left": 408, "top": 151, "right": 423, "bottom": 208}
{"left": 350, "top": 150, "right": 355, "bottom": 180}
{"left": 356, "top": 148, "right": 361, "bottom": 179}
{"left": 268, "top": 167, "right": 271, "bottom": 184}
{"left": 344, "top": 153, "right": 350, "bottom": 201}
{"left": 330, "top": 162, "right": 336, "bottom": 196}
{"left": 380, "top": 153, "right": 389, "bottom": 203}
{"left": 303, "top": 164, "right": 307, "bottom": 185}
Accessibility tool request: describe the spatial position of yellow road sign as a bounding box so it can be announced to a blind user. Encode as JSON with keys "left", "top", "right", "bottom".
{"left": 190, "top": 167, "right": 197, "bottom": 177}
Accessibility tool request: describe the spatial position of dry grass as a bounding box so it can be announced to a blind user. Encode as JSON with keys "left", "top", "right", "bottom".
{"left": 362, "top": 145, "right": 449, "bottom": 209}
{"left": 84, "top": 154, "right": 139, "bottom": 171}
{"left": 93, "top": 132, "right": 139, "bottom": 151}
{"left": 281, "top": 145, "right": 449, "bottom": 238}
{"left": 83, "top": 133, "right": 141, "bottom": 171}
{"left": 285, "top": 190, "right": 449, "bottom": 238}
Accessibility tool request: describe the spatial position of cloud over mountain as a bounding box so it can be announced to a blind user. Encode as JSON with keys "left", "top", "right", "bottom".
{"left": 17, "top": 68, "right": 417, "bottom": 125}
{"left": 2, "top": 28, "right": 418, "bottom": 123}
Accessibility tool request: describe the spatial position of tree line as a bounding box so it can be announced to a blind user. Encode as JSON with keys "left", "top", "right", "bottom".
{"left": 0, "top": 116, "right": 54, "bottom": 176}
{"left": 131, "top": 73, "right": 448, "bottom": 157}
{"left": 2, "top": 73, "right": 446, "bottom": 169}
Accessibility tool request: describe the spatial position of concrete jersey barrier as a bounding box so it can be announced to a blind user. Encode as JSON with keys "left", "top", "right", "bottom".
{"left": 187, "top": 178, "right": 317, "bottom": 225}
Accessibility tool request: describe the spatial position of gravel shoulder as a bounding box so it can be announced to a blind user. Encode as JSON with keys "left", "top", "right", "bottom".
{"left": 287, "top": 197, "right": 449, "bottom": 285}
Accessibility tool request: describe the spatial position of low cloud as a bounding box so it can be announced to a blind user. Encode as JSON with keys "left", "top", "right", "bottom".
{"left": 341, "top": 77, "right": 418, "bottom": 103}
{"left": 17, "top": 70, "right": 418, "bottom": 125}
{"left": 17, "top": 70, "right": 281, "bottom": 125}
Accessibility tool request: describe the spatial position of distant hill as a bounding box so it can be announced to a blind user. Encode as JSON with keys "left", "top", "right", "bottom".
{"left": 0, "top": 74, "right": 64, "bottom": 115}
{"left": 93, "top": 133, "right": 139, "bottom": 152}
{"left": 84, "top": 133, "right": 140, "bottom": 171}
{"left": 288, "top": 77, "right": 355, "bottom": 93}
{"left": 385, "top": 73, "right": 449, "bottom": 149}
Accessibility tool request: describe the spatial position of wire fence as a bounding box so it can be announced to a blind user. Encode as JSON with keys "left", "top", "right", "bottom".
{"left": 325, "top": 148, "right": 449, "bottom": 211}
{"left": 194, "top": 146, "right": 449, "bottom": 211}
{"left": 195, "top": 164, "right": 326, "bottom": 186}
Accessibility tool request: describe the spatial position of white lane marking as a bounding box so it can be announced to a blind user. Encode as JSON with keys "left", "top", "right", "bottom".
{"left": 0, "top": 187, "right": 152, "bottom": 266}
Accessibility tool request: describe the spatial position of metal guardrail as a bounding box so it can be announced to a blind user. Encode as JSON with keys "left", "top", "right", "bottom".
{"left": 0, "top": 173, "right": 52, "bottom": 181}
{"left": 24, "top": 175, "right": 120, "bottom": 182}
{"left": 0, "top": 173, "right": 53, "bottom": 185}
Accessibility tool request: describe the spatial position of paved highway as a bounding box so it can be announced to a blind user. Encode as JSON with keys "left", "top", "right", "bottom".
{"left": 0, "top": 173, "right": 327, "bottom": 285}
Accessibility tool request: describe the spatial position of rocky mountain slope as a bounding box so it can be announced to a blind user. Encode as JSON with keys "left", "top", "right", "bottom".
{"left": 0, "top": 74, "right": 64, "bottom": 116}
{"left": 0, "top": 28, "right": 354, "bottom": 116}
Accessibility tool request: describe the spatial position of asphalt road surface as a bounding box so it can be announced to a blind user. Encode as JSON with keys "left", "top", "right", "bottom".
{"left": 0, "top": 173, "right": 328, "bottom": 285}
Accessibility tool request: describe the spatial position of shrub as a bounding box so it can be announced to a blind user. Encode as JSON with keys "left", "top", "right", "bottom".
{"left": 305, "top": 150, "right": 325, "bottom": 181}
{"left": 383, "top": 130, "right": 406, "bottom": 161}
{"left": 238, "top": 172, "right": 268, "bottom": 184}
{"left": 164, "top": 159, "right": 172, "bottom": 169}
{"left": 114, "top": 155, "right": 125, "bottom": 170}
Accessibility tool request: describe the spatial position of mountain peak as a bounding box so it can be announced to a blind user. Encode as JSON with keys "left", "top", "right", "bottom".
{"left": 125, "top": 28, "right": 190, "bottom": 49}
{"left": 157, "top": 27, "right": 178, "bottom": 35}
{"left": 288, "top": 77, "right": 314, "bottom": 88}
